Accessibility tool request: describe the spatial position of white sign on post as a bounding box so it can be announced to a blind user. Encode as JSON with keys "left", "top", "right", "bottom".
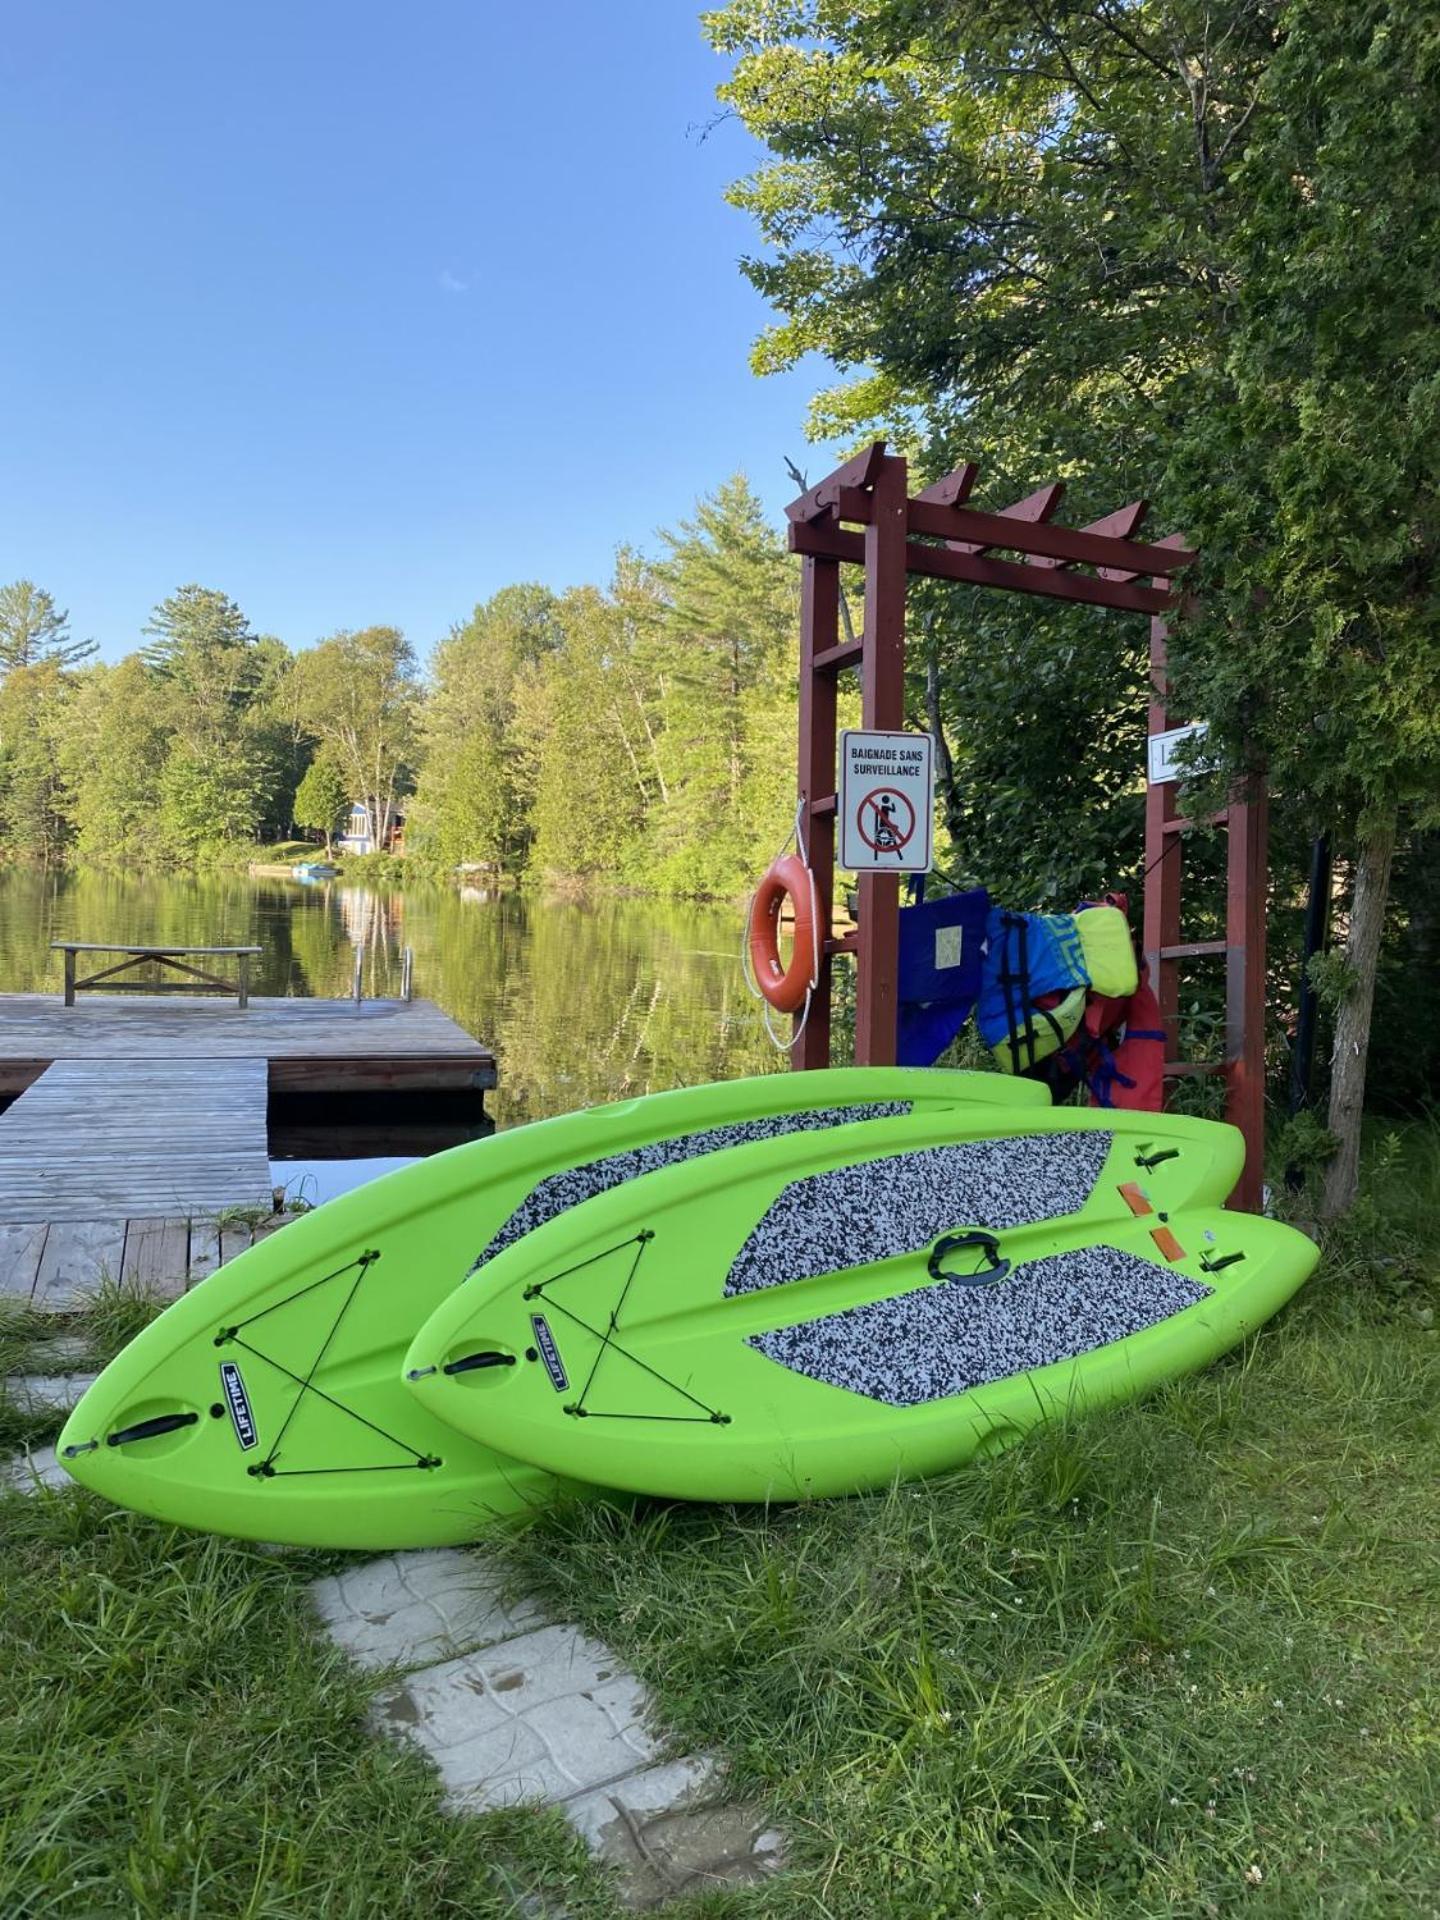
{"left": 1147, "top": 721, "right": 1212, "bottom": 787}
{"left": 838, "top": 730, "right": 935, "bottom": 873}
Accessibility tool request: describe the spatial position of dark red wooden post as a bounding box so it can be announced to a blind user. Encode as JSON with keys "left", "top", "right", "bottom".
{"left": 1226, "top": 775, "right": 1268, "bottom": 1212}
{"left": 795, "top": 555, "right": 841, "bottom": 1066}
{"left": 1143, "top": 612, "right": 1268, "bottom": 1209}
{"left": 855, "top": 453, "right": 909, "bottom": 1065}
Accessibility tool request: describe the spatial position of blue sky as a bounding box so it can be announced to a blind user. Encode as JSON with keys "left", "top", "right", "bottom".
{"left": 0, "top": 3, "right": 837, "bottom": 663}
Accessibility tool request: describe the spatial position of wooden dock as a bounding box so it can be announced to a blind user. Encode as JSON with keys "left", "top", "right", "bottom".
{"left": 0, "top": 994, "right": 496, "bottom": 1309}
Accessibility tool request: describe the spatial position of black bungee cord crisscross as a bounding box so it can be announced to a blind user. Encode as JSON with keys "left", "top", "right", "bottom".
{"left": 214, "top": 1248, "right": 440, "bottom": 1478}
{"left": 523, "top": 1231, "right": 730, "bottom": 1426}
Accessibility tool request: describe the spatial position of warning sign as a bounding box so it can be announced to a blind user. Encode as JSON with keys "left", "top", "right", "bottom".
{"left": 838, "top": 730, "right": 935, "bottom": 873}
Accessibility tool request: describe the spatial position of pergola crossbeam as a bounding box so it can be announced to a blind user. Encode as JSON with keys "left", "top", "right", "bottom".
{"left": 1103, "top": 528, "right": 1191, "bottom": 585}
{"left": 788, "top": 517, "right": 1177, "bottom": 616}
{"left": 950, "top": 480, "right": 1065, "bottom": 556}
{"left": 784, "top": 441, "right": 888, "bottom": 525}
{"left": 1033, "top": 499, "right": 1149, "bottom": 570}
{"left": 914, "top": 461, "right": 980, "bottom": 507}
{"left": 820, "top": 487, "right": 1190, "bottom": 579}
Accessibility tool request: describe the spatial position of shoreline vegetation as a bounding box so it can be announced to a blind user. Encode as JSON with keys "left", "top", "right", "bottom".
{"left": 0, "top": 482, "right": 827, "bottom": 909}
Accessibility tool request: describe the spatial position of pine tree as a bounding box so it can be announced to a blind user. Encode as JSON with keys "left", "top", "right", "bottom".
{"left": 0, "top": 581, "right": 96, "bottom": 672}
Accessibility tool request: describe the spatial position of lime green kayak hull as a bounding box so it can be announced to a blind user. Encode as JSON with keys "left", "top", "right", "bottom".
{"left": 404, "top": 1110, "right": 1307, "bottom": 1502}
{"left": 55, "top": 1068, "right": 1049, "bottom": 1548}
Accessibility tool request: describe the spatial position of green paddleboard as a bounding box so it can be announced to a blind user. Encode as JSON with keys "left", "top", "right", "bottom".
{"left": 56, "top": 1067, "right": 1048, "bottom": 1548}
{"left": 403, "top": 1109, "right": 1310, "bottom": 1502}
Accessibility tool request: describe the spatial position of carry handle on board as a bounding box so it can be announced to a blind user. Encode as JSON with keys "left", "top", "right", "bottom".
{"left": 927, "top": 1230, "right": 1011, "bottom": 1287}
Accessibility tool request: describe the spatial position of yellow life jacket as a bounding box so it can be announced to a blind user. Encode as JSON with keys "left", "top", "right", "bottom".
{"left": 1076, "top": 905, "right": 1138, "bottom": 999}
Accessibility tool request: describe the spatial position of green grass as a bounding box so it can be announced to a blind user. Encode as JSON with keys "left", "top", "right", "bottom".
{"left": 0, "top": 1496, "right": 617, "bottom": 1919}
{"left": 3, "top": 1133, "right": 1438, "bottom": 1916}
{"left": 0, "top": 1275, "right": 172, "bottom": 1453}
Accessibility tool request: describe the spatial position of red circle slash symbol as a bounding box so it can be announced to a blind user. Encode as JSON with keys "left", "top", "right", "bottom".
{"left": 857, "top": 787, "right": 916, "bottom": 858}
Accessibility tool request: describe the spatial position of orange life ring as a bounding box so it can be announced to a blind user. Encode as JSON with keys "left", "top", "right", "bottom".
{"left": 748, "top": 852, "right": 818, "bottom": 1014}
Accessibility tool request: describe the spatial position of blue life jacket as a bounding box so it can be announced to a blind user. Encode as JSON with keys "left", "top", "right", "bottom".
{"left": 976, "top": 909, "right": 1090, "bottom": 1073}
{"left": 895, "top": 886, "right": 990, "bottom": 1067}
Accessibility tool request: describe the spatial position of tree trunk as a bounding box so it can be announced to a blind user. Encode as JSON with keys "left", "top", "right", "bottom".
{"left": 924, "top": 650, "right": 961, "bottom": 841}
{"left": 1320, "top": 815, "right": 1398, "bottom": 1221}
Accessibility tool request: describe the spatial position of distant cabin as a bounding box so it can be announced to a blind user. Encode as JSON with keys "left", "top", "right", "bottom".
{"left": 336, "top": 802, "right": 405, "bottom": 856}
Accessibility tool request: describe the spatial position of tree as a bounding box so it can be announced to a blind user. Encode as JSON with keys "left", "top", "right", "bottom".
{"left": 410, "top": 585, "right": 561, "bottom": 871}
{"left": 648, "top": 478, "right": 797, "bottom": 895}
{"left": 1164, "top": 2, "right": 1440, "bottom": 1214}
{"left": 144, "top": 585, "right": 261, "bottom": 735}
{"left": 248, "top": 634, "right": 309, "bottom": 841}
{"left": 144, "top": 585, "right": 272, "bottom": 850}
{"left": 705, "top": 0, "right": 1440, "bottom": 1213}
{"left": 0, "top": 581, "right": 96, "bottom": 672}
{"left": 57, "top": 656, "right": 169, "bottom": 860}
{"left": 289, "top": 627, "right": 419, "bottom": 852}
{"left": 293, "top": 756, "right": 349, "bottom": 853}
{"left": 0, "top": 661, "right": 72, "bottom": 859}
{"left": 530, "top": 589, "right": 647, "bottom": 882}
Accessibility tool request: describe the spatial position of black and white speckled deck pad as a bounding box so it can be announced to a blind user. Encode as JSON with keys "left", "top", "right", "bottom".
{"left": 471, "top": 1102, "right": 911, "bottom": 1272}
{"left": 724, "top": 1132, "right": 1112, "bottom": 1298}
{"left": 749, "top": 1244, "right": 1212, "bottom": 1406}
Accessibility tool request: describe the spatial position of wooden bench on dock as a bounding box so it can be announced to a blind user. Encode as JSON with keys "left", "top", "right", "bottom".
{"left": 52, "top": 942, "right": 263, "bottom": 1008}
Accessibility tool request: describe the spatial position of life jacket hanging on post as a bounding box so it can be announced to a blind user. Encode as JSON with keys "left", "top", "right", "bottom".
{"left": 894, "top": 885, "right": 990, "bottom": 1067}
{"left": 976, "top": 909, "right": 1089, "bottom": 1074}
{"left": 1093, "top": 961, "right": 1166, "bottom": 1111}
{"left": 1038, "top": 903, "right": 1164, "bottom": 1112}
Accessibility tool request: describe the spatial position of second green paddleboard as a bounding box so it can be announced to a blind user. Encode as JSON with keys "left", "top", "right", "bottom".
{"left": 404, "top": 1109, "right": 1305, "bottom": 1502}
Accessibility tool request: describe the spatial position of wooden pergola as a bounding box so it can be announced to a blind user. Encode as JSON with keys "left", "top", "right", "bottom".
{"left": 785, "top": 442, "right": 1266, "bottom": 1210}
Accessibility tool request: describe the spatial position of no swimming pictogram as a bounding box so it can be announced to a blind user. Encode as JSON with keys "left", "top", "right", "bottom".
{"left": 856, "top": 787, "right": 916, "bottom": 859}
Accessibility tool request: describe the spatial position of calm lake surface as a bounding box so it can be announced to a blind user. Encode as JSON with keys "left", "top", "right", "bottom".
{"left": 0, "top": 869, "right": 781, "bottom": 1157}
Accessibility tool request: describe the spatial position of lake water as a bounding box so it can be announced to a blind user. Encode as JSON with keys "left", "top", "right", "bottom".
{"left": 0, "top": 867, "right": 783, "bottom": 1198}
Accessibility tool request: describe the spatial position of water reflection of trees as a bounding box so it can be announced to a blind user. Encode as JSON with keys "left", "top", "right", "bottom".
{"left": 0, "top": 872, "right": 781, "bottom": 1125}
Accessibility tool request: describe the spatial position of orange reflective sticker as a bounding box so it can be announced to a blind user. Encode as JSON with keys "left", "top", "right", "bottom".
{"left": 1119, "top": 1181, "right": 1153, "bottom": 1216}
{"left": 1150, "top": 1226, "right": 1186, "bottom": 1262}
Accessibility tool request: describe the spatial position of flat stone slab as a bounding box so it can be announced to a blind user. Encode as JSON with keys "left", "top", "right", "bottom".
{"left": 6, "top": 1372, "right": 99, "bottom": 1414}
{"left": 2, "top": 1445, "right": 70, "bottom": 1493}
{"left": 310, "top": 1548, "right": 547, "bottom": 1672}
{"left": 575, "top": 1784, "right": 786, "bottom": 1908}
{"left": 371, "top": 1620, "right": 662, "bottom": 1809}
{"left": 319, "top": 1549, "right": 784, "bottom": 1908}
{"left": 28, "top": 1335, "right": 92, "bottom": 1369}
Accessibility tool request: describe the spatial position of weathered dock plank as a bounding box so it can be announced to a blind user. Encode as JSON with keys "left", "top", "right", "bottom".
{"left": 0, "top": 995, "right": 496, "bottom": 1094}
{"left": 0, "top": 991, "right": 495, "bottom": 1307}
{"left": 0, "top": 1058, "right": 272, "bottom": 1224}
{"left": 32, "top": 1221, "right": 128, "bottom": 1312}
{"left": 120, "top": 1218, "right": 192, "bottom": 1302}
{"left": 0, "top": 1224, "right": 49, "bottom": 1301}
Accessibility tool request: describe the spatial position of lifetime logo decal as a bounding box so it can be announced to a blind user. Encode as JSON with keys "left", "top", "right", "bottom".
{"left": 219, "top": 1360, "right": 259, "bottom": 1451}
{"left": 530, "top": 1314, "right": 569, "bottom": 1393}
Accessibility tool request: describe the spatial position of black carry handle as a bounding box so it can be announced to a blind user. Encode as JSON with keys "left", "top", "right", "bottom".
{"left": 106, "top": 1412, "right": 199, "bottom": 1448}
{"left": 442, "top": 1350, "right": 517, "bottom": 1377}
{"left": 927, "top": 1230, "right": 1011, "bottom": 1287}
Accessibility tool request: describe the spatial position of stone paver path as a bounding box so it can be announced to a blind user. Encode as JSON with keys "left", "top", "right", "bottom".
{"left": 3, "top": 1444, "right": 68, "bottom": 1493}
{"left": 7, "top": 1372, "right": 99, "bottom": 1416}
{"left": 313, "top": 1548, "right": 783, "bottom": 1908}
{"left": 2, "top": 1435, "right": 784, "bottom": 1906}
